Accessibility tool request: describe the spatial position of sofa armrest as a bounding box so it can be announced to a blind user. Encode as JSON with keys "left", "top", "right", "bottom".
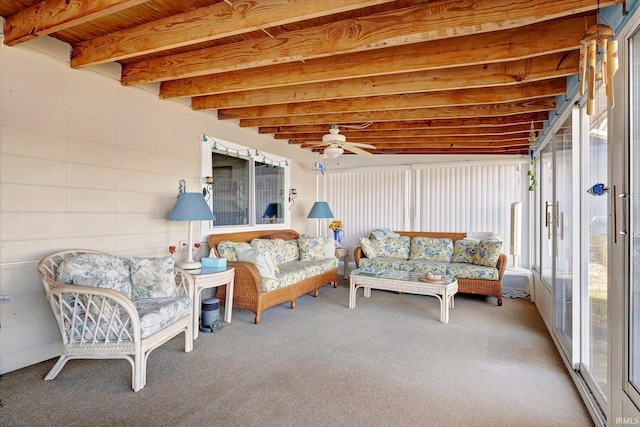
{"left": 354, "top": 246, "right": 365, "bottom": 268}
{"left": 229, "top": 261, "right": 264, "bottom": 295}
{"left": 496, "top": 253, "right": 508, "bottom": 281}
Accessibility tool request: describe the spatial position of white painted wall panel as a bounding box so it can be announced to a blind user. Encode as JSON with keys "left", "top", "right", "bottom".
{"left": 1, "top": 126, "right": 68, "bottom": 160}
{"left": 0, "top": 37, "right": 320, "bottom": 374}
{"left": 2, "top": 155, "right": 68, "bottom": 186}
{"left": 69, "top": 189, "right": 119, "bottom": 212}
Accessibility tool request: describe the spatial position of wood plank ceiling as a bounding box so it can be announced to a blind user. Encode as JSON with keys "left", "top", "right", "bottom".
{"left": 0, "top": 0, "right": 626, "bottom": 156}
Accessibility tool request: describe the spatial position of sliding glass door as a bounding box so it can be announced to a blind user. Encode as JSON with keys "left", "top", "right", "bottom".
{"left": 628, "top": 26, "right": 640, "bottom": 409}
{"left": 554, "top": 113, "right": 577, "bottom": 362}
{"left": 579, "top": 85, "right": 609, "bottom": 408}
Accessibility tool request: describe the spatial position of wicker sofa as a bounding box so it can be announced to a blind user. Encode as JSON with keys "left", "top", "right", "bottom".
{"left": 208, "top": 229, "right": 338, "bottom": 324}
{"left": 354, "top": 231, "right": 507, "bottom": 306}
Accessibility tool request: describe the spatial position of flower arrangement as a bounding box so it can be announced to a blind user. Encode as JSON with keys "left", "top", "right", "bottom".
{"left": 328, "top": 220, "right": 343, "bottom": 232}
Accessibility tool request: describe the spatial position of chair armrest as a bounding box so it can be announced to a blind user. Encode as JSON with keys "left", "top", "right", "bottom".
{"left": 174, "top": 267, "right": 195, "bottom": 300}
{"left": 46, "top": 285, "right": 142, "bottom": 344}
{"left": 354, "top": 246, "right": 365, "bottom": 268}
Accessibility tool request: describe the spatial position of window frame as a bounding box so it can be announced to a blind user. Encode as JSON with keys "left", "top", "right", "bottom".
{"left": 200, "top": 135, "right": 292, "bottom": 237}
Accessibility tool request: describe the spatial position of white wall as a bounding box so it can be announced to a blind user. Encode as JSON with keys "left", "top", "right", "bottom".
{"left": 0, "top": 36, "right": 320, "bottom": 374}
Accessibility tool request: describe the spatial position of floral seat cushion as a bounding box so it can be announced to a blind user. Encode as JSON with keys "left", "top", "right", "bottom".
{"left": 260, "top": 258, "right": 338, "bottom": 292}
{"left": 398, "top": 260, "right": 449, "bottom": 275}
{"left": 133, "top": 296, "right": 192, "bottom": 338}
{"left": 447, "top": 262, "right": 499, "bottom": 280}
{"left": 359, "top": 257, "right": 409, "bottom": 271}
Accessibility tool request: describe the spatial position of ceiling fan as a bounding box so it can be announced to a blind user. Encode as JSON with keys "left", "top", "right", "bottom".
{"left": 307, "top": 124, "right": 375, "bottom": 158}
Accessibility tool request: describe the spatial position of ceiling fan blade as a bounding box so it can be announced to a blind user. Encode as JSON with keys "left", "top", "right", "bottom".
{"left": 342, "top": 141, "right": 376, "bottom": 149}
{"left": 344, "top": 145, "right": 374, "bottom": 157}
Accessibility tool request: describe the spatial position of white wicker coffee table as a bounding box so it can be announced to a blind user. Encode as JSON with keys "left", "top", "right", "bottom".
{"left": 349, "top": 268, "right": 458, "bottom": 324}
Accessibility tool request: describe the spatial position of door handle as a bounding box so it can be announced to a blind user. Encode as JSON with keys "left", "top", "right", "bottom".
{"left": 613, "top": 186, "right": 628, "bottom": 243}
{"left": 0, "top": 295, "right": 13, "bottom": 302}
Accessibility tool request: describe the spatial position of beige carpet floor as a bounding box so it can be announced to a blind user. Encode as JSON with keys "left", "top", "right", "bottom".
{"left": 0, "top": 278, "right": 592, "bottom": 427}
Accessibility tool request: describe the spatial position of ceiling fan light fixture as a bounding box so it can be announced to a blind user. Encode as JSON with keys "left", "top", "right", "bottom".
{"left": 322, "top": 131, "right": 346, "bottom": 144}
{"left": 324, "top": 145, "right": 344, "bottom": 158}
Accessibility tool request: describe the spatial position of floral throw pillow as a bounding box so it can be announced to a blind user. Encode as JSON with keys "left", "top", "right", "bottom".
{"left": 371, "top": 236, "right": 410, "bottom": 259}
{"left": 236, "top": 246, "right": 279, "bottom": 279}
{"left": 359, "top": 237, "right": 377, "bottom": 258}
{"left": 280, "top": 239, "right": 300, "bottom": 263}
{"left": 472, "top": 240, "right": 503, "bottom": 267}
{"left": 451, "top": 239, "right": 478, "bottom": 264}
{"left": 250, "top": 239, "right": 279, "bottom": 265}
{"left": 217, "top": 241, "right": 251, "bottom": 261}
{"left": 298, "top": 236, "right": 325, "bottom": 261}
{"left": 57, "top": 253, "right": 133, "bottom": 299}
{"left": 409, "top": 237, "right": 454, "bottom": 262}
{"left": 130, "top": 256, "right": 177, "bottom": 300}
{"left": 324, "top": 237, "right": 336, "bottom": 258}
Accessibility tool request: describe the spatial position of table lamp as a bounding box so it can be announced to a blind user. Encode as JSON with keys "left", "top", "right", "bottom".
{"left": 307, "top": 201, "right": 334, "bottom": 236}
{"left": 167, "top": 192, "right": 216, "bottom": 269}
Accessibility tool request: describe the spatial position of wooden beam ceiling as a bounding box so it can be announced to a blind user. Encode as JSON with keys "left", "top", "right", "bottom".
{"left": 0, "top": 0, "right": 626, "bottom": 156}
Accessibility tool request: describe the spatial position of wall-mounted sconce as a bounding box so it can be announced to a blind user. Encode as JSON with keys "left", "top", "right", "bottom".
{"left": 289, "top": 188, "right": 298, "bottom": 210}
{"left": 202, "top": 176, "right": 214, "bottom": 201}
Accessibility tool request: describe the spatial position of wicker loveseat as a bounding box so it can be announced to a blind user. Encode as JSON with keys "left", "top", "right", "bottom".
{"left": 37, "top": 250, "right": 194, "bottom": 392}
{"left": 208, "top": 229, "right": 338, "bottom": 324}
{"left": 354, "top": 231, "right": 507, "bottom": 306}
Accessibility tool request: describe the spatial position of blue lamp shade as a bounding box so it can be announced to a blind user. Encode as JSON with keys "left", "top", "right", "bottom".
{"left": 307, "top": 201, "right": 334, "bottom": 219}
{"left": 167, "top": 193, "right": 215, "bottom": 221}
{"left": 262, "top": 203, "right": 281, "bottom": 218}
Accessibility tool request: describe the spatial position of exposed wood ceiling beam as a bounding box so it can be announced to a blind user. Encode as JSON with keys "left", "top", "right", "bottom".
{"left": 238, "top": 98, "right": 557, "bottom": 127}
{"left": 299, "top": 135, "right": 531, "bottom": 147}
{"left": 277, "top": 124, "right": 543, "bottom": 140}
{"left": 124, "top": 0, "right": 612, "bottom": 86}
{"left": 217, "top": 79, "right": 567, "bottom": 119}
{"left": 191, "top": 51, "right": 577, "bottom": 109}
{"left": 2, "top": 1, "right": 618, "bottom": 156}
{"left": 70, "top": 0, "right": 393, "bottom": 68}
{"left": 258, "top": 114, "right": 549, "bottom": 134}
{"left": 3, "top": 0, "right": 148, "bottom": 46}
{"left": 329, "top": 147, "right": 530, "bottom": 154}
{"left": 159, "top": 14, "right": 592, "bottom": 97}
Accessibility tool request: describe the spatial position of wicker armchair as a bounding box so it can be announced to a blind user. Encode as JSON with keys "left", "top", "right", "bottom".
{"left": 37, "top": 250, "right": 194, "bottom": 392}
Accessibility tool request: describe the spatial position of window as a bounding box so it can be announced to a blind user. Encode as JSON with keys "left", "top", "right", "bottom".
{"left": 203, "top": 136, "right": 289, "bottom": 229}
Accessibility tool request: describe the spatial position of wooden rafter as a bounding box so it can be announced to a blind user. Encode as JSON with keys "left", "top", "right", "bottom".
{"left": 70, "top": 0, "right": 393, "bottom": 67}
{"left": 191, "top": 52, "right": 578, "bottom": 109}
{"left": 238, "top": 98, "right": 556, "bottom": 127}
{"left": 123, "top": 0, "right": 613, "bottom": 86}
{"left": 216, "top": 79, "right": 567, "bottom": 119}
{"left": 160, "top": 14, "right": 592, "bottom": 98}
{"left": 3, "top": 0, "right": 148, "bottom": 46}
{"left": 259, "top": 113, "right": 549, "bottom": 134}
{"left": 1, "top": 0, "right": 623, "bottom": 156}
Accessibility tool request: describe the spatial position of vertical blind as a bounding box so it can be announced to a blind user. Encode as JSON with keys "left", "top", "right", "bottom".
{"left": 322, "top": 162, "right": 525, "bottom": 263}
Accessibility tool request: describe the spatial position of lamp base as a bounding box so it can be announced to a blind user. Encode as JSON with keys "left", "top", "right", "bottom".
{"left": 176, "top": 260, "right": 202, "bottom": 270}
